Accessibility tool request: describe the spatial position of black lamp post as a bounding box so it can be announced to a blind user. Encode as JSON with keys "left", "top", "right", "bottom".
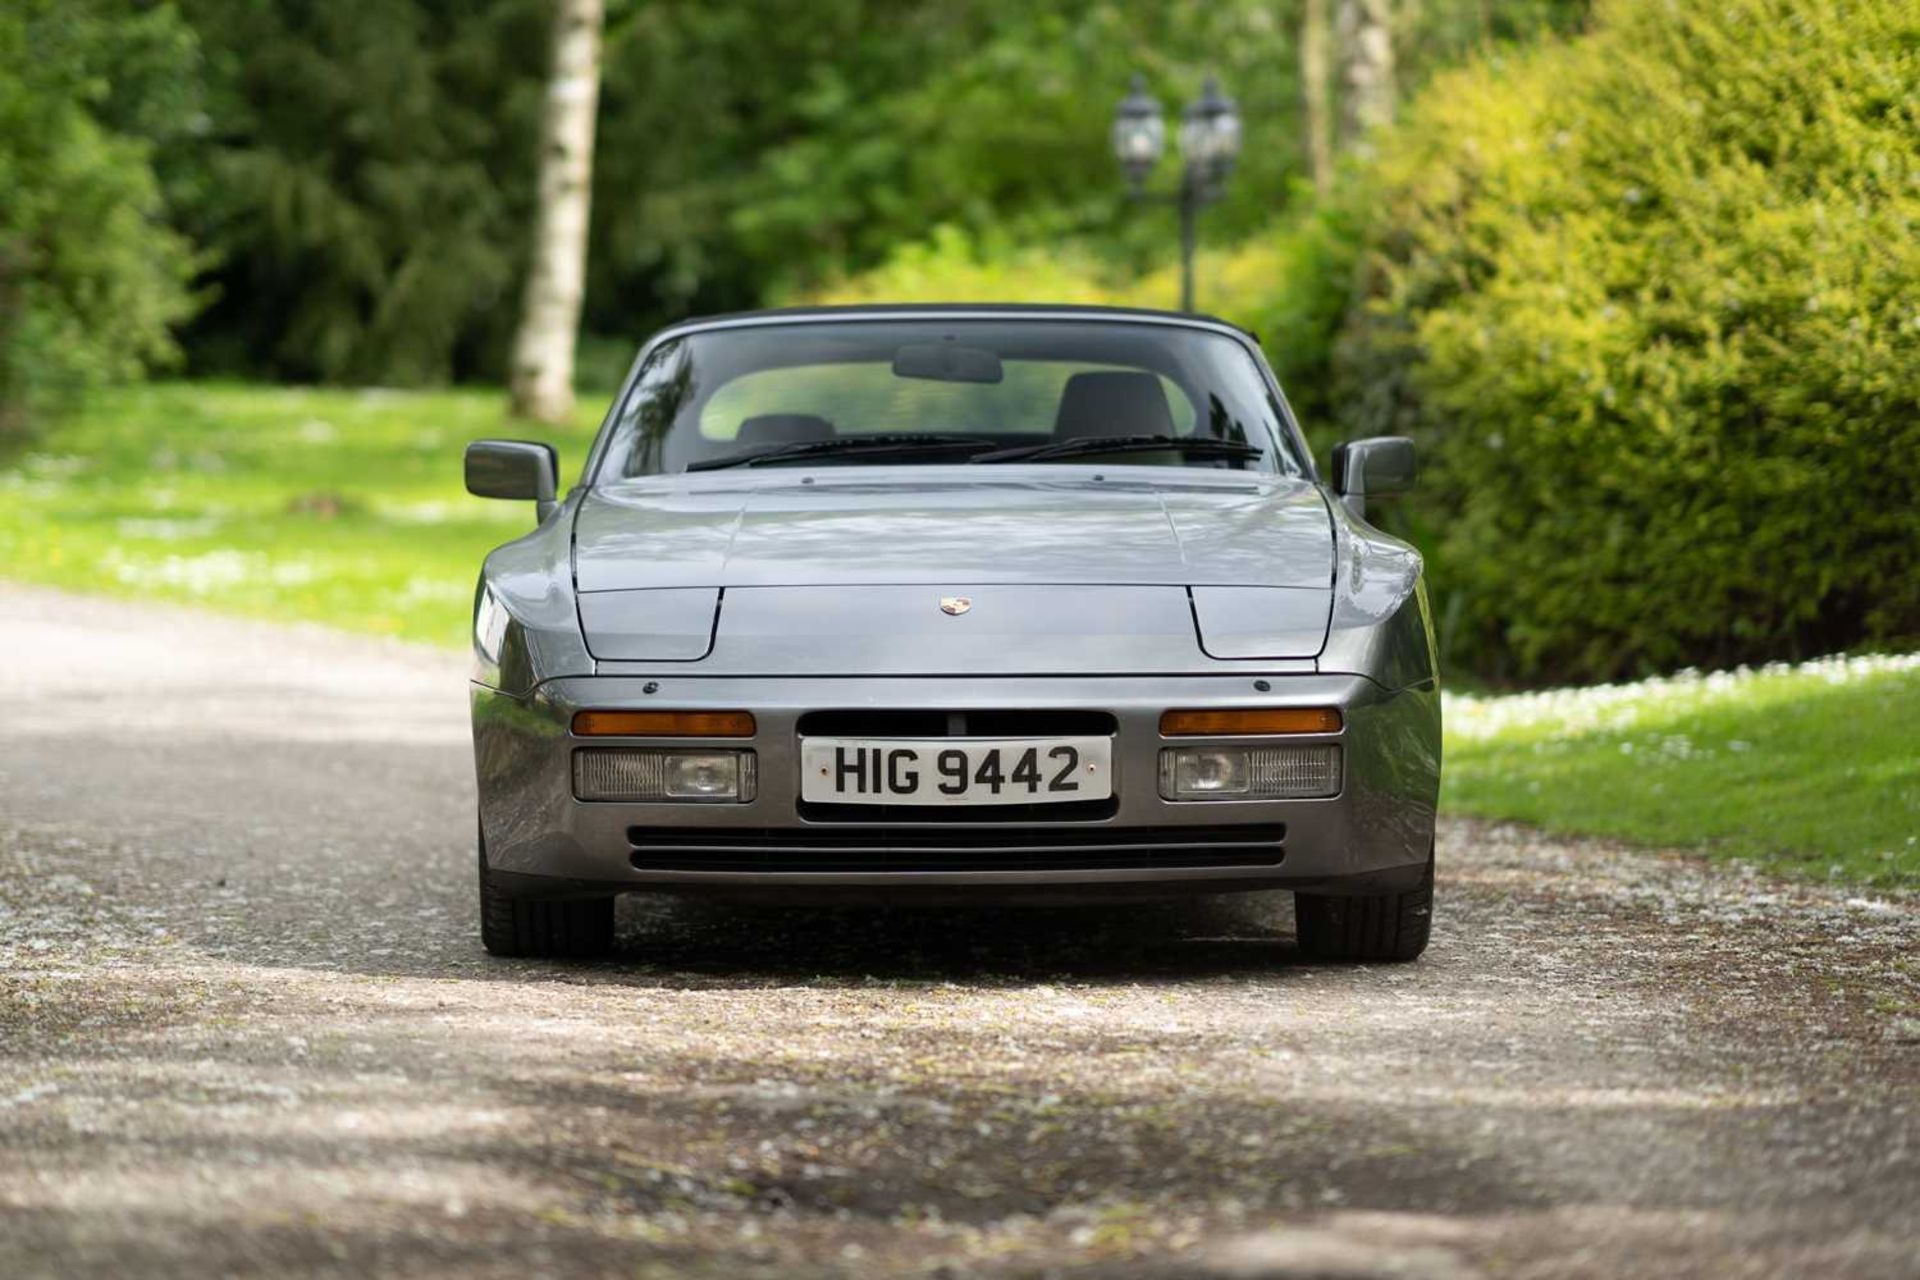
{"left": 1112, "top": 74, "right": 1242, "bottom": 313}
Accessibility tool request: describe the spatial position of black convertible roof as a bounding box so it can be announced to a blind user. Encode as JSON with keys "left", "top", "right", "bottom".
{"left": 653, "top": 302, "right": 1254, "bottom": 340}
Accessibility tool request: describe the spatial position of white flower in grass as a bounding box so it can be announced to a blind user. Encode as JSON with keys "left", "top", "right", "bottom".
{"left": 103, "top": 550, "right": 317, "bottom": 595}
{"left": 394, "top": 577, "right": 470, "bottom": 608}
{"left": 115, "top": 517, "right": 222, "bottom": 541}
{"left": 1444, "top": 650, "right": 1920, "bottom": 741}
{"left": 22, "top": 454, "right": 87, "bottom": 477}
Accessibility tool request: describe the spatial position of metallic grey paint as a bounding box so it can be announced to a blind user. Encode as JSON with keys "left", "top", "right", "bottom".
{"left": 571, "top": 470, "right": 1334, "bottom": 592}
{"left": 468, "top": 306, "right": 1439, "bottom": 900}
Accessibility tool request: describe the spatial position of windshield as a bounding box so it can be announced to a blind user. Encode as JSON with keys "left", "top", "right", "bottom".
{"left": 591, "top": 319, "right": 1304, "bottom": 479}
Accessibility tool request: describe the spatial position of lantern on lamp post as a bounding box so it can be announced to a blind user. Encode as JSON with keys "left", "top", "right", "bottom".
{"left": 1112, "top": 74, "right": 1242, "bottom": 313}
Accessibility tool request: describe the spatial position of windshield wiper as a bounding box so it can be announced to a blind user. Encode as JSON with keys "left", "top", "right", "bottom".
{"left": 684, "top": 434, "right": 996, "bottom": 472}
{"left": 968, "top": 433, "right": 1265, "bottom": 465}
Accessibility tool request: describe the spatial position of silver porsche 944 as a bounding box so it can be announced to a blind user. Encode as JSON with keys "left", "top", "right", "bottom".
{"left": 464, "top": 305, "right": 1439, "bottom": 962}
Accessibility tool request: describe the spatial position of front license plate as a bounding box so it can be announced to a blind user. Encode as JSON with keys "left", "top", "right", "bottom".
{"left": 799, "top": 737, "right": 1112, "bottom": 806}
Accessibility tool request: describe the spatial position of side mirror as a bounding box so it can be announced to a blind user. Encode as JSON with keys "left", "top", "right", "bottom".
{"left": 1331, "top": 436, "right": 1415, "bottom": 518}
{"left": 466, "top": 440, "right": 559, "bottom": 522}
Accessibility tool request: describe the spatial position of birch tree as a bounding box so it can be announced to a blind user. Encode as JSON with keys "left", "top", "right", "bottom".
{"left": 509, "top": 0, "right": 605, "bottom": 424}
{"left": 1335, "top": 0, "right": 1395, "bottom": 152}
{"left": 1300, "top": 0, "right": 1333, "bottom": 193}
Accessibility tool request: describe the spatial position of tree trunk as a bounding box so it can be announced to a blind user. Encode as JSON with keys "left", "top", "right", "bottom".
{"left": 1336, "top": 0, "right": 1395, "bottom": 153}
{"left": 1300, "top": 0, "right": 1333, "bottom": 194}
{"left": 509, "top": 0, "right": 605, "bottom": 425}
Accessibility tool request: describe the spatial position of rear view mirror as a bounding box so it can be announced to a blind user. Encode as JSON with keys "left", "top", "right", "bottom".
{"left": 1331, "top": 436, "right": 1415, "bottom": 518}
{"left": 466, "top": 439, "right": 559, "bottom": 522}
{"left": 892, "top": 343, "right": 1004, "bottom": 384}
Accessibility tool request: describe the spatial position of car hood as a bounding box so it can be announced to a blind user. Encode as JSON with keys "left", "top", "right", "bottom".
{"left": 573, "top": 468, "right": 1334, "bottom": 591}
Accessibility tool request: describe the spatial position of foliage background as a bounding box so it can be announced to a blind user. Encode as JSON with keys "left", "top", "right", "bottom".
{"left": 72, "top": 0, "right": 1583, "bottom": 390}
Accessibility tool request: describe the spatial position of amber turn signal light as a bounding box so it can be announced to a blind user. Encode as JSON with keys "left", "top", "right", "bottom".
{"left": 1159, "top": 707, "right": 1342, "bottom": 737}
{"left": 571, "top": 710, "right": 756, "bottom": 738}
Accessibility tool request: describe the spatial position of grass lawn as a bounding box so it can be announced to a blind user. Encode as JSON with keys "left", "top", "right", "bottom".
{"left": 0, "top": 382, "right": 602, "bottom": 646}
{"left": 4, "top": 381, "right": 1915, "bottom": 888}
{"left": 1444, "top": 655, "right": 1920, "bottom": 889}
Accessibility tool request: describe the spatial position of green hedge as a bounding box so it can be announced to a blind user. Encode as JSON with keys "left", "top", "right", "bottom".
{"left": 1333, "top": 0, "right": 1919, "bottom": 681}
{"left": 0, "top": 2, "right": 197, "bottom": 437}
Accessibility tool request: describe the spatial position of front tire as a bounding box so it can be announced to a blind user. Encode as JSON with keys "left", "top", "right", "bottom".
{"left": 478, "top": 835, "right": 615, "bottom": 958}
{"left": 1294, "top": 850, "right": 1433, "bottom": 963}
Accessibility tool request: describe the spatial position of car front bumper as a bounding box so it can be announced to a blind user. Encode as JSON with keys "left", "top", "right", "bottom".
{"left": 473, "top": 674, "right": 1439, "bottom": 898}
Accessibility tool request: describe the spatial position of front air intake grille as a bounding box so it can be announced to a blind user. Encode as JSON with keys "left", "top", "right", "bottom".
{"left": 626, "top": 824, "right": 1284, "bottom": 874}
{"left": 796, "top": 797, "right": 1119, "bottom": 824}
{"left": 795, "top": 709, "right": 1118, "bottom": 738}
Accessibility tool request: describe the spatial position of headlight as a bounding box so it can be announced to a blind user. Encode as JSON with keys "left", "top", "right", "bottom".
{"left": 1158, "top": 745, "right": 1340, "bottom": 800}
{"left": 573, "top": 748, "right": 757, "bottom": 803}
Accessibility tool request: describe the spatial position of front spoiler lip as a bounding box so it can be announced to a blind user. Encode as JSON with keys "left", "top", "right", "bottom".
{"left": 488, "top": 861, "right": 1430, "bottom": 900}
{"left": 624, "top": 864, "right": 1282, "bottom": 888}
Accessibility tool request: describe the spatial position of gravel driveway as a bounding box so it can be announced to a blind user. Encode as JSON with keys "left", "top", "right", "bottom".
{"left": 1, "top": 584, "right": 1914, "bottom": 1279}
